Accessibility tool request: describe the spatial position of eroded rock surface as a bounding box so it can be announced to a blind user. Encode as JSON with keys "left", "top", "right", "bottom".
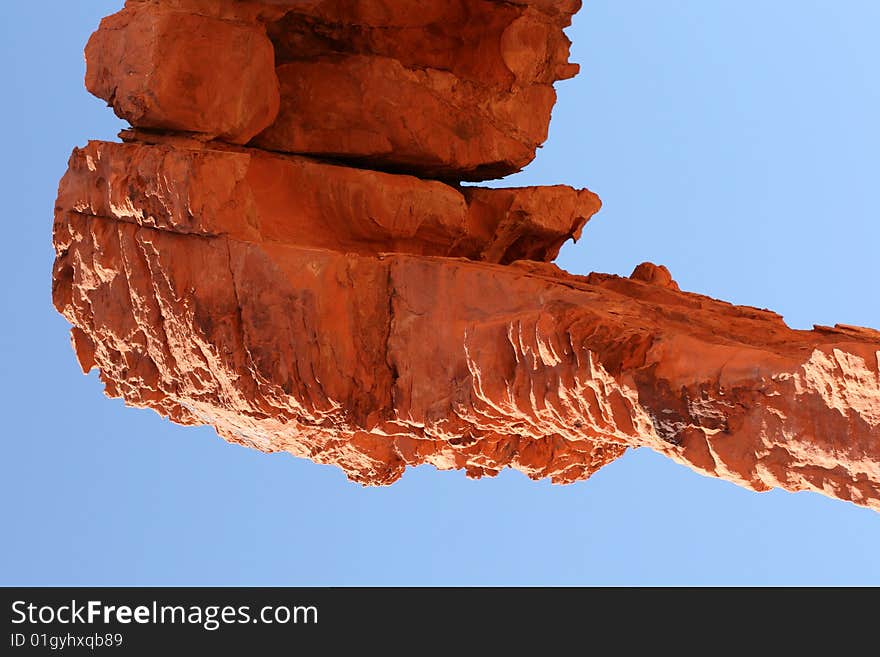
{"left": 86, "top": 4, "right": 280, "bottom": 144}
{"left": 53, "top": 0, "right": 880, "bottom": 511}
{"left": 86, "top": 0, "right": 580, "bottom": 179}
{"left": 60, "top": 137, "right": 598, "bottom": 264}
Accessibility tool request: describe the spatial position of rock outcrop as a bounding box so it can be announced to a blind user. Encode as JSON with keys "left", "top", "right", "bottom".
{"left": 53, "top": 0, "right": 880, "bottom": 511}
{"left": 85, "top": 4, "right": 280, "bottom": 144}
{"left": 85, "top": 0, "right": 580, "bottom": 179}
{"left": 59, "top": 135, "right": 598, "bottom": 264}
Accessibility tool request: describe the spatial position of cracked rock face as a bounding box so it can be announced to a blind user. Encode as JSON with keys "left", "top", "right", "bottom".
{"left": 53, "top": 0, "right": 880, "bottom": 510}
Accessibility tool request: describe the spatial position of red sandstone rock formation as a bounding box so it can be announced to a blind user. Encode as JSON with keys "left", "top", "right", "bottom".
{"left": 54, "top": 0, "right": 880, "bottom": 511}
{"left": 86, "top": 5, "right": 280, "bottom": 144}
{"left": 86, "top": 0, "right": 579, "bottom": 179}
{"left": 60, "top": 135, "right": 597, "bottom": 264}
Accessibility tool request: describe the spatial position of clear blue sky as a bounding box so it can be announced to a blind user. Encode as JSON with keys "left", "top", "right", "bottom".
{"left": 2, "top": 1, "right": 878, "bottom": 585}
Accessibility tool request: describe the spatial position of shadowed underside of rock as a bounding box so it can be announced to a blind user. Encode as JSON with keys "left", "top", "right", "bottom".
{"left": 52, "top": 0, "right": 880, "bottom": 511}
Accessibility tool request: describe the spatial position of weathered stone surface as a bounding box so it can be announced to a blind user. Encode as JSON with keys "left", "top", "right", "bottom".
{"left": 629, "top": 262, "right": 680, "bottom": 290}
{"left": 87, "top": 0, "right": 579, "bottom": 179}
{"left": 462, "top": 185, "right": 596, "bottom": 263}
{"left": 126, "top": 0, "right": 581, "bottom": 22}
{"left": 53, "top": 194, "right": 880, "bottom": 507}
{"left": 255, "top": 0, "right": 579, "bottom": 178}
{"left": 86, "top": 4, "right": 280, "bottom": 144}
{"left": 58, "top": 138, "right": 598, "bottom": 264}
{"left": 264, "top": 0, "right": 579, "bottom": 87}
{"left": 131, "top": 0, "right": 580, "bottom": 85}
{"left": 252, "top": 55, "right": 556, "bottom": 180}
{"left": 53, "top": 0, "right": 880, "bottom": 512}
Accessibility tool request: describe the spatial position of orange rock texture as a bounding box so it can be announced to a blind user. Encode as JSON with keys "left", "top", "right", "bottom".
{"left": 54, "top": 0, "right": 880, "bottom": 510}
{"left": 86, "top": 0, "right": 580, "bottom": 179}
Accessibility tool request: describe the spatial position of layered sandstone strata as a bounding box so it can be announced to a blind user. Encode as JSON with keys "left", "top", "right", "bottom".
{"left": 53, "top": 0, "right": 880, "bottom": 511}
{"left": 85, "top": 0, "right": 580, "bottom": 179}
